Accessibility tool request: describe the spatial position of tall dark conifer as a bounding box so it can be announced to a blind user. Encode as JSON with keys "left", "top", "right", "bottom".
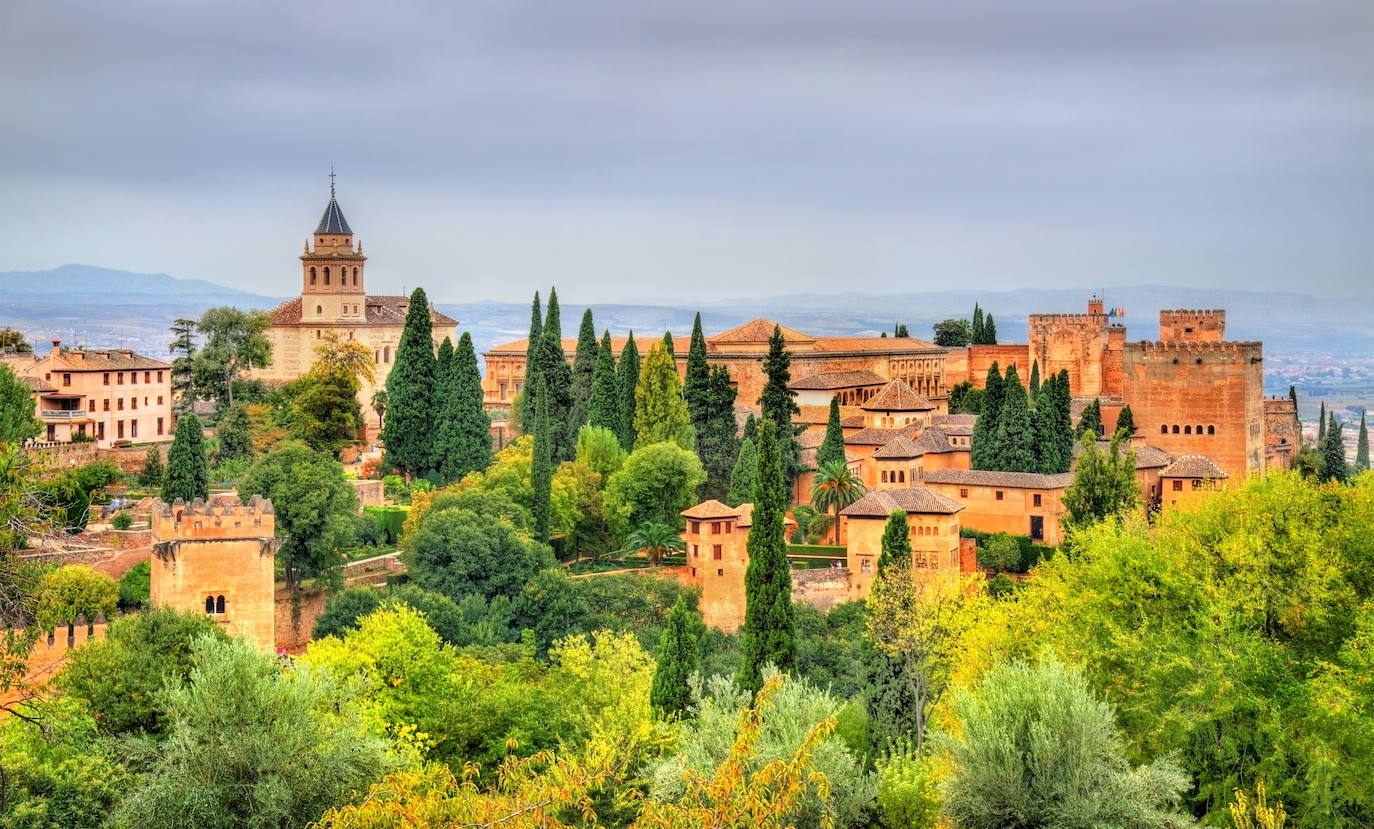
{"left": 736, "top": 420, "right": 795, "bottom": 693}
{"left": 1113, "top": 405, "right": 1137, "bottom": 437}
{"left": 726, "top": 436, "right": 757, "bottom": 508}
{"left": 1319, "top": 402, "right": 1327, "bottom": 443}
{"left": 816, "top": 396, "right": 846, "bottom": 470}
{"left": 877, "top": 508, "right": 911, "bottom": 573}
{"left": 1029, "top": 360, "right": 1040, "bottom": 396}
{"left": 1078, "top": 398, "right": 1104, "bottom": 439}
{"left": 162, "top": 412, "right": 209, "bottom": 503}
{"left": 569, "top": 309, "right": 598, "bottom": 431}
{"left": 758, "top": 325, "right": 803, "bottom": 493}
{"left": 382, "top": 287, "right": 437, "bottom": 477}
{"left": 993, "top": 364, "right": 1036, "bottom": 472}
{"left": 970, "top": 362, "right": 1004, "bottom": 470}
{"left": 1356, "top": 412, "right": 1369, "bottom": 472}
{"left": 436, "top": 332, "right": 491, "bottom": 482}
{"left": 436, "top": 337, "right": 454, "bottom": 390}
{"left": 587, "top": 331, "right": 621, "bottom": 434}
{"left": 537, "top": 289, "right": 575, "bottom": 462}
{"left": 650, "top": 597, "right": 700, "bottom": 717}
{"left": 683, "top": 313, "right": 711, "bottom": 433}
{"left": 519, "top": 291, "right": 542, "bottom": 436}
{"left": 983, "top": 314, "right": 997, "bottom": 345}
{"left": 616, "top": 332, "right": 641, "bottom": 450}
{"left": 531, "top": 371, "right": 553, "bottom": 542}
{"left": 1320, "top": 413, "right": 1347, "bottom": 484}
{"left": 696, "top": 365, "right": 739, "bottom": 501}
{"left": 1289, "top": 385, "right": 1302, "bottom": 446}
{"left": 1033, "top": 379, "right": 1061, "bottom": 474}
{"left": 971, "top": 304, "right": 985, "bottom": 345}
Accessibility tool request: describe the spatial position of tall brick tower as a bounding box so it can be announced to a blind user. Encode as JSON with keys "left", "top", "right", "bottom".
{"left": 300, "top": 169, "right": 367, "bottom": 325}
{"left": 150, "top": 494, "right": 279, "bottom": 652}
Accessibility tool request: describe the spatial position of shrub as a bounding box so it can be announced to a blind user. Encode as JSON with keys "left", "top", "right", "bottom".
{"left": 110, "top": 511, "right": 133, "bottom": 530}
{"left": 36, "top": 566, "right": 118, "bottom": 628}
{"left": 875, "top": 745, "right": 942, "bottom": 829}
{"left": 805, "top": 513, "right": 835, "bottom": 545}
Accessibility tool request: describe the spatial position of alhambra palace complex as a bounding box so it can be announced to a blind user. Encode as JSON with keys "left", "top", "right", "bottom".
{"left": 5, "top": 185, "right": 1303, "bottom": 658}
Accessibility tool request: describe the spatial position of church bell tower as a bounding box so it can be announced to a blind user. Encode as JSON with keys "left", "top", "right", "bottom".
{"left": 301, "top": 169, "right": 366, "bottom": 323}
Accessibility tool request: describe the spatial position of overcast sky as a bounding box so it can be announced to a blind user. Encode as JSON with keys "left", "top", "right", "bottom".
{"left": 1, "top": 1, "right": 1370, "bottom": 303}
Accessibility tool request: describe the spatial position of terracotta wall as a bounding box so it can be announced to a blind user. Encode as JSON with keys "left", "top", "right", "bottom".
{"left": 925, "top": 482, "right": 1067, "bottom": 546}
{"left": 844, "top": 512, "right": 961, "bottom": 601}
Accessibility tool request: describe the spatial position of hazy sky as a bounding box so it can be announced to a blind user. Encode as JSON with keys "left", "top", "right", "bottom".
{"left": 1, "top": 1, "right": 1370, "bottom": 303}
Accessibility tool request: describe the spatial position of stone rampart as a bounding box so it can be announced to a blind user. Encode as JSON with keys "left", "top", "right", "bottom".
{"left": 791, "top": 567, "right": 851, "bottom": 613}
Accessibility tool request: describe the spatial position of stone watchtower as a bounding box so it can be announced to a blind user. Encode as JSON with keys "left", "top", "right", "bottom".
{"left": 301, "top": 171, "right": 367, "bottom": 325}
{"left": 150, "top": 495, "right": 279, "bottom": 652}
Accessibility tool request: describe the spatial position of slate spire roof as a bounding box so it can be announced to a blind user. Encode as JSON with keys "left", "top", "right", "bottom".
{"left": 316, "top": 175, "right": 353, "bottom": 235}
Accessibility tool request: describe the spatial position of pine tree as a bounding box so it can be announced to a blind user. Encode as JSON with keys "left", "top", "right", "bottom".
{"left": 696, "top": 365, "right": 740, "bottom": 501}
{"left": 1029, "top": 360, "right": 1040, "bottom": 396}
{"left": 1289, "top": 385, "right": 1302, "bottom": 446}
{"left": 519, "top": 291, "right": 542, "bottom": 436}
{"left": 970, "top": 362, "right": 1004, "bottom": 470}
{"left": 983, "top": 314, "right": 997, "bottom": 345}
{"left": 138, "top": 445, "right": 164, "bottom": 488}
{"left": 537, "top": 289, "right": 575, "bottom": 462}
{"left": 878, "top": 508, "right": 911, "bottom": 573}
{"left": 569, "top": 308, "right": 598, "bottom": 431}
{"left": 1356, "top": 412, "right": 1369, "bottom": 472}
{"left": 736, "top": 420, "right": 795, "bottom": 693}
{"left": 1077, "top": 398, "right": 1103, "bottom": 439}
{"left": 381, "top": 287, "right": 438, "bottom": 477}
{"left": 1318, "top": 401, "right": 1327, "bottom": 443}
{"left": 162, "top": 413, "right": 209, "bottom": 503}
{"left": 662, "top": 330, "right": 675, "bottom": 356}
{"left": 616, "top": 332, "right": 641, "bottom": 450}
{"left": 650, "top": 597, "right": 700, "bottom": 717}
{"left": 993, "top": 364, "right": 1036, "bottom": 472}
{"left": 587, "top": 331, "right": 621, "bottom": 434}
{"left": 816, "top": 396, "right": 846, "bottom": 470}
{"left": 1113, "top": 405, "right": 1137, "bottom": 437}
{"left": 758, "top": 325, "right": 803, "bottom": 492}
{"left": 531, "top": 372, "right": 553, "bottom": 542}
{"left": 436, "top": 332, "right": 491, "bottom": 482}
{"left": 634, "top": 341, "right": 693, "bottom": 450}
{"left": 726, "top": 437, "right": 757, "bottom": 507}
{"left": 168, "top": 318, "right": 198, "bottom": 414}
{"left": 1053, "top": 371, "right": 1076, "bottom": 473}
{"left": 971, "top": 304, "right": 985, "bottom": 345}
{"left": 684, "top": 313, "right": 710, "bottom": 428}
{"left": 1320, "top": 414, "right": 1348, "bottom": 484}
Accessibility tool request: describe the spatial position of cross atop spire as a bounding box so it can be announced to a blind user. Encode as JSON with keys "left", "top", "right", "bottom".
{"left": 329, "top": 164, "right": 336, "bottom": 197}
{"left": 315, "top": 168, "right": 352, "bottom": 235}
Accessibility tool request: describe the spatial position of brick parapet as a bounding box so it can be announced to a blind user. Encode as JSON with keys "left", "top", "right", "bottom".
{"left": 151, "top": 495, "right": 276, "bottom": 541}
{"left": 1127, "top": 340, "right": 1262, "bottom": 358}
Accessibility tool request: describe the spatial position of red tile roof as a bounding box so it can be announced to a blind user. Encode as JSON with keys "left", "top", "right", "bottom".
{"left": 1159, "top": 455, "right": 1228, "bottom": 478}
{"left": 267, "top": 295, "right": 457, "bottom": 327}
{"left": 861, "top": 379, "right": 935, "bottom": 412}
{"left": 681, "top": 499, "right": 743, "bottom": 519}
{"left": 841, "top": 487, "right": 964, "bottom": 516}
{"left": 789, "top": 369, "right": 886, "bottom": 390}
{"left": 709, "top": 318, "right": 813, "bottom": 344}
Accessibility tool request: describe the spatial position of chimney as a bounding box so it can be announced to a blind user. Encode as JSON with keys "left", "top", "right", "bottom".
{"left": 50, "top": 338, "right": 61, "bottom": 354}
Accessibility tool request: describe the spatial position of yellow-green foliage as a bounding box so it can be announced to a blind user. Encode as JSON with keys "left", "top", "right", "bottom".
{"left": 36, "top": 565, "right": 118, "bottom": 629}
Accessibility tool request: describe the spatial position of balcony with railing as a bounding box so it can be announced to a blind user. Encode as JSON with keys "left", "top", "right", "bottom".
{"left": 40, "top": 409, "right": 90, "bottom": 421}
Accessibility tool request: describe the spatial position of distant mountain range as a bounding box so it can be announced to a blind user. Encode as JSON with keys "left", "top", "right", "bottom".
{"left": 1, "top": 265, "right": 1369, "bottom": 366}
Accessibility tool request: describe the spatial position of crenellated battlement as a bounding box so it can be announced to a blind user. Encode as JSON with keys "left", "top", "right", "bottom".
{"left": 151, "top": 494, "right": 276, "bottom": 541}
{"left": 1029, "top": 313, "right": 1109, "bottom": 325}
{"left": 1159, "top": 309, "right": 1226, "bottom": 342}
{"left": 1127, "top": 340, "right": 1261, "bottom": 361}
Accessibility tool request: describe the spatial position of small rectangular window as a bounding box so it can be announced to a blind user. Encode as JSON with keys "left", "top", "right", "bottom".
{"left": 1033, "top": 494, "right": 1042, "bottom": 507}
{"left": 995, "top": 490, "right": 1004, "bottom": 501}
{"left": 157, "top": 371, "right": 164, "bottom": 383}
{"left": 690, "top": 521, "right": 700, "bottom": 534}
{"left": 960, "top": 488, "right": 969, "bottom": 498}
{"left": 103, "top": 399, "right": 110, "bottom": 412}
{"left": 144, "top": 371, "right": 151, "bottom": 383}
{"left": 157, "top": 417, "right": 164, "bottom": 435}
{"left": 88, "top": 400, "right": 95, "bottom": 412}
{"left": 117, "top": 420, "right": 125, "bottom": 439}
{"left": 1173, "top": 479, "right": 1183, "bottom": 492}
{"left": 103, "top": 372, "right": 110, "bottom": 385}
{"left": 130, "top": 421, "right": 138, "bottom": 438}
{"left": 717, "top": 569, "right": 724, "bottom": 577}
{"left": 713, "top": 545, "right": 723, "bottom": 560}
{"left": 117, "top": 372, "right": 124, "bottom": 385}
{"left": 117, "top": 399, "right": 124, "bottom": 411}
{"left": 725, "top": 522, "right": 732, "bottom": 534}
{"left": 62, "top": 373, "right": 71, "bottom": 386}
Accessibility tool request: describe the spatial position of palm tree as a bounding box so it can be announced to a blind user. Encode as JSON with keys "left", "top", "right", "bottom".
{"left": 621, "top": 521, "right": 686, "bottom": 567}
{"left": 810, "top": 459, "right": 866, "bottom": 545}
{"left": 370, "top": 390, "right": 388, "bottom": 432}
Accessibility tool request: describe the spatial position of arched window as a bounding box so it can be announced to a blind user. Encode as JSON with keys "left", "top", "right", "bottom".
{"left": 316, "top": 305, "right": 323, "bottom": 314}
{"left": 323, "top": 267, "right": 330, "bottom": 285}
{"left": 215, "top": 595, "right": 225, "bottom": 614}
{"left": 352, "top": 267, "right": 358, "bottom": 285}
{"left": 1160, "top": 424, "right": 1168, "bottom": 434}
{"left": 1184, "top": 425, "right": 1192, "bottom": 434}
{"left": 1208, "top": 425, "right": 1215, "bottom": 435}
{"left": 310, "top": 267, "right": 317, "bottom": 285}
{"left": 898, "top": 470, "right": 905, "bottom": 483}
{"left": 1172, "top": 425, "right": 1180, "bottom": 434}
{"left": 881, "top": 471, "right": 888, "bottom": 483}
{"left": 383, "top": 346, "right": 391, "bottom": 363}
{"left": 205, "top": 596, "right": 214, "bottom": 613}
{"left": 1196, "top": 425, "right": 1203, "bottom": 435}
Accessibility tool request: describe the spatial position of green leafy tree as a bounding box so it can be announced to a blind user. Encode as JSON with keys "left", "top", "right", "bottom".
{"left": 816, "top": 396, "right": 846, "bottom": 471}
{"left": 617, "top": 331, "right": 641, "bottom": 450}
{"left": 436, "top": 332, "right": 491, "bottom": 482}
{"left": 992, "top": 363, "right": 1036, "bottom": 472}
{"left": 1115, "top": 404, "right": 1138, "bottom": 437}
{"left": 970, "top": 362, "right": 1004, "bottom": 470}
{"left": 240, "top": 444, "right": 358, "bottom": 598}
{"left": 650, "top": 596, "right": 701, "bottom": 718}
{"left": 519, "top": 290, "right": 542, "bottom": 436}
{"left": 635, "top": 340, "right": 694, "bottom": 450}
{"left": 878, "top": 508, "right": 911, "bottom": 573}
{"left": 737, "top": 421, "right": 796, "bottom": 692}
{"left": 117, "top": 559, "right": 151, "bottom": 609}
{"left": 112, "top": 635, "right": 390, "bottom": 828}
{"left": 1063, "top": 430, "right": 1139, "bottom": 529}
{"left": 933, "top": 318, "right": 972, "bottom": 348}
{"left": 288, "top": 366, "right": 361, "bottom": 453}
{"left": 0, "top": 363, "right": 40, "bottom": 444}
{"left": 137, "top": 445, "right": 164, "bottom": 488}
{"left": 939, "top": 656, "right": 1193, "bottom": 829}
{"left": 810, "top": 459, "right": 866, "bottom": 545}
{"left": 695, "top": 365, "right": 739, "bottom": 500}
{"left": 588, "top": 330, "right": 622, "bottom": 434}
{"left": 575, "top": 424, "right": 627, "bottom": 481}
{"left": 1320, "top": 413, "right": 1348, "bottom": 483}
{"left": 215, "top": 402, "right": 255, "bottom": 463}
{"left": 370, "top": 389, "right": 388, "bottom": 433}
{"left": 1357, "top": 411, "right": 1369, "bottom": 472}
{"left": 0, "top": 327, "right": 31, "bottom": 352}
{"left": 55, "top": 606, "right": 227, "bottom": 735}
{"left": 404, "top": 504, "right": 553, "bottom": 602}
{"left": 569, "top": 308, "right": 598, "bottom": 431}
{"left": 605, "top": 441, "right": 706, "bottom": 531}
{"left": 759, "top": 325, "right": 803, "bottom": 492}
{"left": 191, "top": 306, "right": 271, "bottom": 409}
{"left": 161, "top": 413, "right": 209, "bottom": 503}
{"left": 1078, "top": 397, "right": 1104, "bottom": 438}
{"left": 727, "top": 436, "right": 758, "bottom": 507}
{"left": 35, "top": 565, "right": 117, "bottom": 629}
{"left": 1032, "top": 380, "right": 1063, "bottom": 475}
{"left": 382, "top": 287, "right": 438, "bottom": 477}
{"left": 948, "top": 381, "right": 984, "bottom": 415}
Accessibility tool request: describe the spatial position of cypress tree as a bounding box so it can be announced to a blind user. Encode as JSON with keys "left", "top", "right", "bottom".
{"left": 1029, "top": 360, "right": 1040, "bottom": 396}
{"left": 569, "top": 308, "right": 598, "bottom": 431}
{"left": 587, "top": 331, "right": 621, "bottom": 434}
{"left": 743, "top": 413, "right": 758, "bottom": 442}
{"left": 1356, "top": 412, "right": 1369, "bottom": 472}
{"left": 983, "top": 314, "right": 997, "bottom": 345}
{"left": 877, "top": 508, "right": 911, "bottom": 573}
{"left": 662, "top": 330, "right": 675, "bottom": 357}
{"left": 993, "top": 364, "right": 1036, "bottom": 472}
{"left": 758, "top": 324, "right": 803, "bottom": 492}
{"left": 162, "top": 413, "right": 209, "bottom": 503}
{"left": 971, "top": 304, "right": 985, "bottom": 345}
{"left": 537, "top": 289, "right": 575, "bottom": 462}
{"left": 616, "top": 332, "right": 641, "bottom": 450}
{"left": 382, "top": 287, "right": 437, "bottom": 477}
{"left": 650, "top": 596, "right": 700, "bottom": 717}
{"left": 1113, "top": 405, "right": 1137, "bottom": 437}
{"left": 436, "top": 332, "right": 490, "bottom": 482}
{"left": 1053, "top": 371, "right": 1076, "bottom": 473}
{"left": 736, "top": 420, "right": 795, "bottom": 693}
{"left": 1320, "top": 414, "right": 1347, "bottom": 484}
{"left": 519, "top": 291, "right": 542, "bottom": 436}
{"left": 696, "top": 365, "right": 740, "bottom": 501}
{"left": 1077, "top": 398, "right": 1104, "bottom": 439}
{"left": 726, "top": 437, "right": 757, "bottom": 507}
{"left": 436, "top": 336, "right": 454, "bottom": 389}
{"left": 138, "top": 445, "right": 165, "bottom": 488}
{"left": 1289, "top": 385, "right": 1301, "bottom": 446}
{"left": 684, "top": 313, "right": 711, "bottom": 434}
{"left": 970, "top": 362, "right": 1004, "bottom": 470}
{"left": 432, "top": 336, "right": 456, "bottom": 465}
{"left": 1032, "top": 379, "right": 1061, "bottom": 474}
{"left": 531, "top": 371, "right": 553, "bottom": 541}
{"left": 816, "top": 395, "right": 846, "bottom": 470}
{"left": 1318, "top": 402, "right": 1326, "bottom": 443}
{"left": 634, "top": 341, "right": 693, "bottom": 450}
